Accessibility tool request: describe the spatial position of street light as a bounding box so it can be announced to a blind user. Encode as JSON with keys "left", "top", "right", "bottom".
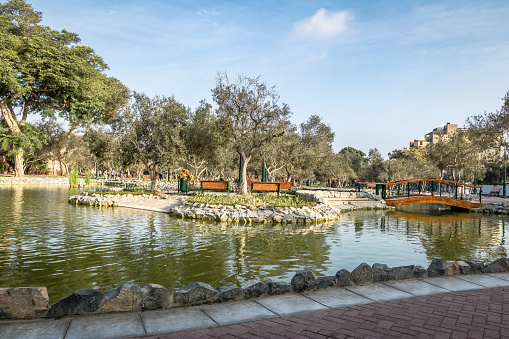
{"left": 503, "top": 147, "right": 507, "bottom": 198}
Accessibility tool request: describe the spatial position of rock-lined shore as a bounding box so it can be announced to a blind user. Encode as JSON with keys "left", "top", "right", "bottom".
{"left": 0, "top": 176, "right": 69, "bottom": 185}
{"left": 68, "top": 189, "right": 392, "bottom": 223}
{"left": 68, "top": 191, "right": 342, "bottom": 223}
{"left": 1, "top": 257, "right": 507, "bottom": 320}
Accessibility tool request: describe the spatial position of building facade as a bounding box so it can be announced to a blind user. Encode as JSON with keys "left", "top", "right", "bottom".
{"left": 409, "top": 122, "right": 460, "bottom": 150}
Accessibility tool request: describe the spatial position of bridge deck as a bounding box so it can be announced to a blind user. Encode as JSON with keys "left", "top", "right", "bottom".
{"left": 384, "top": 195, "right": 482, "bottom": 209}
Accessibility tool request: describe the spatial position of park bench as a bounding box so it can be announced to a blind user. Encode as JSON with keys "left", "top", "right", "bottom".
{"left": 200, "top": 180, "right": 230, "bottom": 193}
{"left": 247, "top": 178, "right": 258, "bottom": 187}
{"left": 489, "top": 187, "right": 502, "bottom": 197}
{"left": 275, "top": 181, "right": 292, "bottom": 191}
{"left": 251, "top": 182, "right": 281, "bottom": 196}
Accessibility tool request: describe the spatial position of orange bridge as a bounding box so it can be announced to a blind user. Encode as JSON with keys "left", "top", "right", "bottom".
{"left": 358, "top": 179, "right": 483, "bottom": 210}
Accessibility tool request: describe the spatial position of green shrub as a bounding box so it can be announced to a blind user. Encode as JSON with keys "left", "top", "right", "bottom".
{"left": 0, "top": 161, "right": 7, "bottom": 173}
{"left": 187, "top": 193, "right": 316, "bottom": 208}
{"left": 85, "top": 172, "right": 91, "bottom": 187}
{"left": 69, "top": 167, "right": 79, "bottom": 188}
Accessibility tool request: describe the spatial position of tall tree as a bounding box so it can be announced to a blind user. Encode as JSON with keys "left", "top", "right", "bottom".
{"left": 118, "top": 92, "right": 188, "bottom": 190}
{"left": 212, "top": 72, "right": 291, "bottom": 194}
{"left": 389, "top": 148, "right": 438, "bottom": 181}
{"left": 362, "top": 148, "right": 387, "bottom": 182}
{"left": 428, "top": 131, "right": 484, "bottom": 182}
{"left": 182, "top": 100, "right": 227, "bottom": 181}
{"left": 0, "top": 0, "right": 127, "bottom": 176}
{"left": 468, "top": 89, "right": 509, "bottom": 152}
{"left": 340, "top": 146, "right": 366, "bottom": 158}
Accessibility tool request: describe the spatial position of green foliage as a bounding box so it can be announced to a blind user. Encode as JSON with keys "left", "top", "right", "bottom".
{"left": 340, "top": 146, "right": 366, "bottom": 158}
{"left": 0, "top": 122, "right": 45, "bottom": 157}
{"left": 428, "top": 131, "right": 484, "bottom": 182}
{"left": 117, "top": 92, "right": 188, "bottom": 190}
{"left": 389, "top": 148, "right": 438, "bottom": 181}
{"left": 84, "top": 172, "right": 91, "bottom": 187}
{"left": 0, "top": 160, "right": 7, "bottom": 173}
{"left": 361, "top": 148, "right": 387, "bottom": 182}
{"left": 0, "top": 0, "right": 127, "bottom": 176}
{"left": 68, "top": 166, "right": 79, "bottom": 187}
{"left": 187, "top": 193, "right": 316, "bottom": 208}
{"left": 212, "top": 72, "right": 292, "bottom": 194}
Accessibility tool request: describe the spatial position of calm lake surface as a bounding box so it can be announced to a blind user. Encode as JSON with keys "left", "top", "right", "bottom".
{"left": 0, "top": 185, "right": 507, "bottom": 302}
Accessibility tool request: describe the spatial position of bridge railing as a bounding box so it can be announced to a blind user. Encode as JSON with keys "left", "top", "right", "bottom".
{"left": 358, "top": 179, "right": 483, "bottom": 203}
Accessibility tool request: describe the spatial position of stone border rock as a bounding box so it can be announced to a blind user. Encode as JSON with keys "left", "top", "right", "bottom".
{"left": 471, "top": 203, "right": 509, "bottom": 215}
{"left": 168, "top": 201, "right": 339, "bottom": 224}
{"left": 68, "top": 189, "right": 390, "bottom": 223}
{"left": 68, "top": 192, "right": 341, "bottom": 223}
{"left": 2, "top": 257, "right": 507, "bottom": 320}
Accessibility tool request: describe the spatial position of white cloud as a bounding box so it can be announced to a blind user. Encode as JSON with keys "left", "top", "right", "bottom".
{"left": 291, "top": 8, "right": 352, "bottom": 40}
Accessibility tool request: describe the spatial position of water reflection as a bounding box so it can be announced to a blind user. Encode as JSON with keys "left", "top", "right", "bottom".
{"left": 386, "top": 209, "right": 507, "bottom": 262}
{"left": 0, "top": 186, "right": 508, "bottom": 302}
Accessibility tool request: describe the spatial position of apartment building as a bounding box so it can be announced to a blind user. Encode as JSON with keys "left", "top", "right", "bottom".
{"left": 409, "top": 122, "right": 459, "bottom": 150}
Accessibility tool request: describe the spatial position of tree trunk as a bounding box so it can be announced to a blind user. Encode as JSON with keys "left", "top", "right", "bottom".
{"left": 14, "top": 150, "right": 24, "bottom": 177}
{"left": 150, "top": 168, "right": 158, "bottom": 191}
{"left": 1, "top": 103, "right": 25, "bottom": 177}
{"left": 239, "top": 153, "right": 251, "bottom": 195}
{"left": 60, "top": 162, "right": 68, "bottom": 176}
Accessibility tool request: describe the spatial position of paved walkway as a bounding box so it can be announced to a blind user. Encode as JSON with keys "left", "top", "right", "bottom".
{"left": 2, "top": 273, "right": 509, "bottom": 339}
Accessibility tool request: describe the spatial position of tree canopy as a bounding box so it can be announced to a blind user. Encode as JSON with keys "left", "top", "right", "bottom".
{"left": 212, "top": 72, "right": 291, "bottom": 194}
{"left": 117, "top": 92, "right": 188, "bottom": 190}
{"left": 0, "top": 0, "right": 127, "bottom": 176}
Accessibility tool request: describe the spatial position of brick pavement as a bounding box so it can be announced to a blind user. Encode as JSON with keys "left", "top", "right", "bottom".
{"left": 136, "top": 286, "right": 509, "bottom": 339}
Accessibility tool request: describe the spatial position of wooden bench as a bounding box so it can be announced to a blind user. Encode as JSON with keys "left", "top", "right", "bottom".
{"left": 247, "top": 178, "right": 258, "bottom": 187}
{"left": 489, "top": 187, "right": 502, "bottom": 197}
{"left": 251, "top": 182, "right": 281, "bottom": 196}
{"left": 201, "top": 180, "right": 230, "bottom": 193}
{"left": 275, "top": 182, "right": 292, "bottom": 190}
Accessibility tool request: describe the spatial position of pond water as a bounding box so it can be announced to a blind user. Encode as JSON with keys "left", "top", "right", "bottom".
{"left": 0, "top": 185, "right": 507, "bottom": 302}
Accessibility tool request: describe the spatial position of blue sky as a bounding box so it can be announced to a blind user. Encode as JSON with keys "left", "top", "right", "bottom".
{"left": 29, "top": 0, "right": 509, "bottom": 157}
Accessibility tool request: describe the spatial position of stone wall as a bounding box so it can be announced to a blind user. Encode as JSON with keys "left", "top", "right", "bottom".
{"left": 1, "top": 257, "right": 507, "bottom": 320}
{"left": 0, "top": 177, "right": 69, "bottom": 185}
{"left": 0, "top": 176, "right": 179, "bottom": 189}
{"left": 295, "top": 189, "right": 388, "bottom": 211}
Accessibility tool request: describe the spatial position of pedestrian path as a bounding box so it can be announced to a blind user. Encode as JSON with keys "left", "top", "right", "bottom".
{"left": 2, "top": 273, "right": 509, "bottom": 339}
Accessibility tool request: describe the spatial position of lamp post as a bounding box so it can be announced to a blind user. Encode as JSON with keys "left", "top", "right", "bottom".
{"left": 474, "top": 170, "right": 477, "bottom": 194}
{"left": 387, "top": 152, "right": 391, "bottom": 183}
{"left": 503, "top": 146, "right": 507, "bottom": 198}
{"left": 505, "top": 160, "right": 507, "bottom": 199}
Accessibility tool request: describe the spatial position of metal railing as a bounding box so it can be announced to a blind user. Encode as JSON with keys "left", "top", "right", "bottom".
{"left": 358, "top": 179, "right": 483, "bottom": 203}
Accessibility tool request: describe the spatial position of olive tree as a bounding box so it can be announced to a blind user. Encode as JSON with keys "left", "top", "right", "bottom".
{"left": 118, "top": 92, "right": 188, "bottom": 190}
{"left": 212, "top": 72, "right": 291, "bottom": 194}
{"left": 428, "top": 131, "right": 484, "bottom": 182}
